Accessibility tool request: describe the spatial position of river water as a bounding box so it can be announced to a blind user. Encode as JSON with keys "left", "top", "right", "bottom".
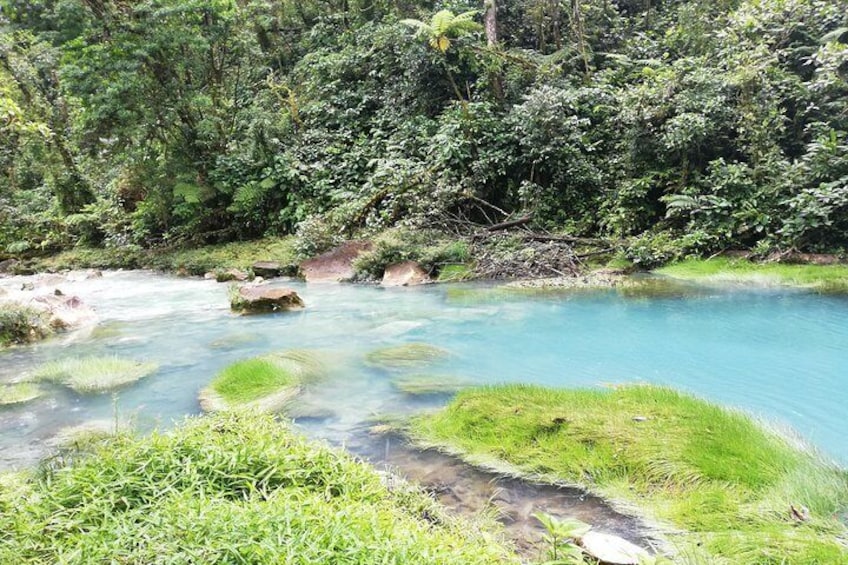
{"left": 1, "top": 271, "right": 847, "bottom": 470}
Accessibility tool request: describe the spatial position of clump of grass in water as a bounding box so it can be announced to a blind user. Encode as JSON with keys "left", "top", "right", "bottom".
{"left": 409, "top": 384, "right": 848, "bottom": 563}
{"left": 0, "top": 382, "right": 44, "bottom": 406}
{"left": 365, "top": 343, "right": 448, "bottom": 370}
{"left": 200, "top": 350, "right": 327, "bottom": 412}
{"left": 33, "top": 356, "right": 158, "bottom": 393}
{"left": 0, "top": 412, "right": 517, "bottom": 563}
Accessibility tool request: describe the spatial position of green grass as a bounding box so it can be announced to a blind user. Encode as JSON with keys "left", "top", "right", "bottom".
{"left": 33, "top": 356, "right": 159, "bottom": 393}
{"left": 0, "top": 303, "right": 51, "bottom": 347}
{"left": 656, "top": 258, "right": 848, "bottom": 293}
{"left": 0, "top": 383, "right": 44, "bottom": 406}
{"left": 29, "top": 236, "right": 297, "bottom": 276}
{"left": 409, "top": 385, "right": 848, "bottom": 564}
{"left": 437, "top": 264, "right": 475, "bottom": 282}
{"left": 200, "top": 350, "right": 327, "bottom": 412}
{"left": 0, "top": 412, "right": 517, "bottom": 564}
{"left": 365, "top": 343, "right": 449, "bottom": 370}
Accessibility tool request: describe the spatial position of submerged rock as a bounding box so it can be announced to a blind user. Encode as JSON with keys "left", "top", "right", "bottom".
{"left": 392, "top": 374, "right": 470, "bottom": 396}
{"left": 365, "top": 343, "right": 448, "bottom": 370}
{"left": 578, "top": 531, "right": 650, "bottom": 565}
{"left": 382, "top": 261, "right": 431, "bottom": 287}
{"left": 31, "top": 293, "right": 98, "bottom": 330}
{"left": 300, "top": 241, "right": 372, "bottom": 283}
{"left": 231, "top": 285, "right": 304, "bottom": 313}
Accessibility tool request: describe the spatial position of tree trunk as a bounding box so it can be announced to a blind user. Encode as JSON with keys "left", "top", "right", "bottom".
{"left": 484, "top": 0, "right": 498, "bottom": 46}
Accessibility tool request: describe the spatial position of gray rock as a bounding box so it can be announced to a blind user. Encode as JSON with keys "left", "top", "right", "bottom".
{"left": 578, "top": 531, "right": 650, "bottom": 565}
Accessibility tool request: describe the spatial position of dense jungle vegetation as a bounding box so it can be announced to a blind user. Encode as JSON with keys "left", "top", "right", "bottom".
{"left": 1, "top": 0, "right": 847, "bottom": 266}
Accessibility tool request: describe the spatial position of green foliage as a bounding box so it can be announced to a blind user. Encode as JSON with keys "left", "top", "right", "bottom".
{"left": 0, "top": 412, "right": 518, "bottom": 563}
{"left": 4, "top": 0, "right": 848, "bottom": 260}
{"left": 353, "top": 229, "right": 470, "bottom": 279}
{"left": 410, "top": 385, "right": 848, "bottom": 563}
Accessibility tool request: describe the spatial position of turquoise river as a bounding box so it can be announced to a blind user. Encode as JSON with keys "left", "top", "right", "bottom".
{"left": 1, "top": 271, "right": 846, "bottom": 469}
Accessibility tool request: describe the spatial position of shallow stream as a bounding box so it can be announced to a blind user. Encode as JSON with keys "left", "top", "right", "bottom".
{"left": 1, "top": 271, "right": 847, "bottom": 548}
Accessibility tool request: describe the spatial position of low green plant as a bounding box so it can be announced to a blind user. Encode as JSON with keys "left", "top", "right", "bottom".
{"left": 33, "top": 356, "right": 158, "bottom": 393}
{"left": 0, "top": 412, "right": 518, "bottom": 563}
{"left": 0, "top": 383, "right": 44, "bottom": 406}
{"left": 365, "top": 343, "right": 449, "bottom": 370}
{"left": 409, "top": 385, "right": 848, "bottom": 563}
{"left": 534, "top": 513, "right": 591, "bottom": 564}
{"left": 0, "top": 303, "right": 51, "bottom": 347}
{"left": 656, "top": 258, "right": 848, "bottom": 293}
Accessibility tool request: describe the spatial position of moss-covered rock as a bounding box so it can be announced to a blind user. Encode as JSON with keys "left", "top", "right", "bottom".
{"left": 0, "top": 382, "right": 44, "bottom": 406}
{"left": 33, "top": 356, "right": 158, "bottom": 393}
{"left": 199, "top": 350, "right": 327, "bottom": 412}
{"left": 391, "top": 374, "right": 470, "bottom": 396}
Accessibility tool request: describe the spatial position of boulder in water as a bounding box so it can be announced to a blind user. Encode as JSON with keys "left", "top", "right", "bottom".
{"left": 231, "top": 285, "right": 304, "bottom": 313}
{"left": 0, "top": 259, "right": 19, "bottom": 274}
{"left": 382, "top": 261, "right": 431, "bottom": 287}
{"left": 300, "top": 241, "right": 372, "bottom": 282}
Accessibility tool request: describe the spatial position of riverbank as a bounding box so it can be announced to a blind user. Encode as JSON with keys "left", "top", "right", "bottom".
{"left": 656, "top": 258, "right": 848, "bottom": 293}
{"left": 406, "top": 385, "right": 848, "bottom": 563}
{"left": 0, "top": 411, "right": 518, "bottom": 564}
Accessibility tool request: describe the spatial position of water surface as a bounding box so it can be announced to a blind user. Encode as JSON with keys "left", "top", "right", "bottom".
{"left": 1, "top": 272, "right": 846, "bottom": 468}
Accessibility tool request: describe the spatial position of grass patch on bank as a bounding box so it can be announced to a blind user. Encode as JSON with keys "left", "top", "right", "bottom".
{"left": 0, "top": 412, "right": 516, "bottom": 564}
{"left": 33, "top": 356, "right": 158, "bottom": 393}
{"left": 200, "top": 350, "right": 327, "bottom": 412}
{"left": 409, "top": 385, "right": 848, "bottom": 563}
{"left": 656, "top": 258, "right": 848, "bottom": 293}
{"left": 0, "top": 303, "right": 51, "bottom": 347}
{"left": 28, "top": 236, "right": 297, "bottom": 275}
{"left": 0, "top": 383, "right": 44, "bottom": 406}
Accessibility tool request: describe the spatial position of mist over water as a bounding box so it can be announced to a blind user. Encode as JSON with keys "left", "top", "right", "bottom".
{"left": 1, "top": 271, "right": 846, "bottom": 469}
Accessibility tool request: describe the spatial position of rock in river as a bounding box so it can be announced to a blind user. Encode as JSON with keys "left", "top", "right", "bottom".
{"left": 578, "top": 531, "right": 650, "bottom": 565}
{"left": 231, "top": 285, "right": 304, "bottom": 313}
{"left": 300, "top": 241, "right": 372, "bottom": 282}
{"left": 382, "top": 261, "right": 431, "bottom": 287}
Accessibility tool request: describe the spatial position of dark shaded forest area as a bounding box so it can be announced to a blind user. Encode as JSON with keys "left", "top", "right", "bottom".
{"left": 1, "top": 0, "right": 847, "bottom": 266}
